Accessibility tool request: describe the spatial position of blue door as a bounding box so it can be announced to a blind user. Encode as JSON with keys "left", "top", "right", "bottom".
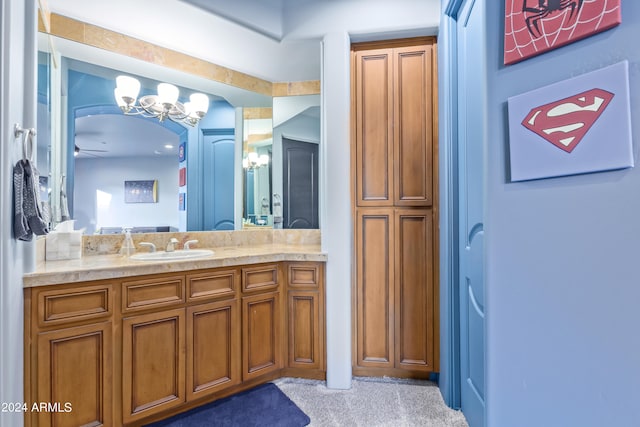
{"left": 457, "top": 0, "right": 486, "bottom": 426}
{"left": 203, "top": 133, "right": 234, "bottom": 230}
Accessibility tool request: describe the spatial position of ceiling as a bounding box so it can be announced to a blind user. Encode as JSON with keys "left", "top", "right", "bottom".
{"left": 74, "top": 115, "right": 179, "bottom": 159}
{"left": 179, "top": 0, "right": 441, "bottom": 42}
{"left": 179, "top": 0, "right": 287, "bottom": 40}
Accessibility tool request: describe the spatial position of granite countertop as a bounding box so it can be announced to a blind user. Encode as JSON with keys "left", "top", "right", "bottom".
{"left": 24, "top": 244, "right": 327, "bottom": 288}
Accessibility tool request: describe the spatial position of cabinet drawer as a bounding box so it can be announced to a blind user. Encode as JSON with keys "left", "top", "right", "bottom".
{"left": 287, "top": 263, "right": 322, "bottom": 289}
{"left": 241, "top": 264, "right": 279, "bottom": 293}
{"left": 187, "top": 269, "right": 238, "bottom": 302}
{"left": 122, "top": 276, "right": 185, "bottom": 312}
{"left": 37, "top": 284, "right": 113, "bottom": 327}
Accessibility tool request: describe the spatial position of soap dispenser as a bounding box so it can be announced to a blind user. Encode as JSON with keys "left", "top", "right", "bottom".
{"left": 120, "top": 227, "right": 136, "bottom": 256}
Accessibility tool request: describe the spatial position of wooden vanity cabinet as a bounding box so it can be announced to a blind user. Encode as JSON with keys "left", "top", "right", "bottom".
{"left": 285, "top": 262, "right": 325, "bottom": 377}
{"left": 120, "top": 275, "right": 186, "bottom": 423}
{"left": 186, "top": 269, "right": 241, "bottom": 401}
{"left": 25, "top": 261, "right": 324, "bottom": 427}
{"left": 241, "top": 264, "right": 282, "bottom": 381}
{"left": 24, "top": 282, "right": 115, "bottom": 427}
{"left": 121, "top": 270, "right": 241, "bottom": 424}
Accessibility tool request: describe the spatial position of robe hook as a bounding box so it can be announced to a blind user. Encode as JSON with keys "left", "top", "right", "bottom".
{"left": 14, "top": 124, "right": 37, "bottom": 161}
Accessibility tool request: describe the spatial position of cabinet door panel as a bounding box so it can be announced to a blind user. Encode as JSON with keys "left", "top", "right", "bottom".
{"left": 395, "top": 209, "right": 435, "bottom": 370}
{"left": 36, "top": 322, "right": 112, "bottom": 427}
{"left": 187, "top": 299, "right": 240, "bottom": 400}
{"left": 122, "top": 308, "right": 185, "bottom": 423}
{"left": 394, "top": 45, "right": 434, "bottom": 206}
{"left": 355, "top": 209, "right": 394, "bottom": 368}
{"left": 355, "top": 49, "right": 394, "bottom": 206}
{"left": 242, "top": 292, "right": 281, "bottom": 381}
{"left": 288, "top": 291, "right": 321, "bottom": 369}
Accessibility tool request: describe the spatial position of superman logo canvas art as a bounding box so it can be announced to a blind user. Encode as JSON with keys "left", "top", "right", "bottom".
{"left": 521, "top": 88, "right": 614, "bottom": 153}
{"left": 507, "top": 61, "right": 633, "bottom": 181}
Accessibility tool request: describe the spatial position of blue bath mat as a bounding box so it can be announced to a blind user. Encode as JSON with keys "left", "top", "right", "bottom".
{"left": 145, "top": 382, "right": 310, "bottom": 427}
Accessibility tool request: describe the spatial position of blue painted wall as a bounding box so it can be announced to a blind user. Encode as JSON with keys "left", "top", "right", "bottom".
{"left": 480, "top": 2, "right": 640, "bottom": 426}
{"left": 198, "top": 100, "right": 235, "bottom": 129}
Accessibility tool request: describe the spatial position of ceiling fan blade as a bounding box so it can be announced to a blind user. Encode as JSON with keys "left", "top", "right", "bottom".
{"left": 75, "top": 144, "right": 108, "bottom": 154}
{"left": 74, "top": 130, "right": 103, "bottom": 136}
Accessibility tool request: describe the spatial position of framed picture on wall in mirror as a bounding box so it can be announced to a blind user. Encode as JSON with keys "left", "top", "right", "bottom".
{"left": 504, "top": 0, "right": 621, "bottom": 65}
{"left": 179, "top": 167, "right": 186, "bottom": 186}
{"left": 179, "top": 142, "right": 186, "bottom": 162}
{"left": 124, "top": 180, "right": 158, "bottom": 203}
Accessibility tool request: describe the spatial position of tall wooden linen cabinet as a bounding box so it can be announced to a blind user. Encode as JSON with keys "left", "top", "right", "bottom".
{"left": 351, "top": 37, "right": 439, "bottom": 378}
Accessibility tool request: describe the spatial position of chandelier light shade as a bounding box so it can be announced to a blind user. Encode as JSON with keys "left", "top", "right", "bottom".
{"left": 114, "top": 75, "right": 209, "bottom": 126}
{"left": 157, "top": 83, "right": 179, "bottom": 105}
{"left": 243, "top": 152, "right": 270, "bottom": 169}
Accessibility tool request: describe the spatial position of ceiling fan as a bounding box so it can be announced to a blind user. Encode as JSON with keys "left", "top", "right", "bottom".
{"left": 74, "top": 144, "right": 108, "bottom": 157}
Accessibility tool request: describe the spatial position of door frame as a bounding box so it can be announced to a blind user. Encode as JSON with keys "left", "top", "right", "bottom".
{"left": 439, "top": 2, "right": 487, "bottom": 425}
{"left": 439, "top": 0, "right": 465, "bottom": 410}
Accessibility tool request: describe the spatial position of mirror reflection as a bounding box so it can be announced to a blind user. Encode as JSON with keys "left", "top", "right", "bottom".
{"left": 37, "top": 51, "right": 52, "bottom": 210}
{"left": 272, "top": 95, "right": 320, "bottom": 229}
{"left": 37, "top": 32, "right": 319, "bottom": 234}
{"left": 47, "top": 56, "right": 238, "bottom": 235}
{"left": 242, "top": 108, "right": 273, "bottom": 228}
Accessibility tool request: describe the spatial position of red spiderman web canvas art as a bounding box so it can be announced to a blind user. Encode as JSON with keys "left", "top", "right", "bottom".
{"left": 504, "top": 0, "right": 621, "bottom": 65}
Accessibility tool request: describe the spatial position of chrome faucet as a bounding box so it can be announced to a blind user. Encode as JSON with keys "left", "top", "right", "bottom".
{"left": 184, "top": 239, "right": 199, "bottom": 250}
{"left": 138, "top": 242, "right": 156, "bottom": 252}
{"left": 166, "top": 238, "right": 179, "bottom": 252}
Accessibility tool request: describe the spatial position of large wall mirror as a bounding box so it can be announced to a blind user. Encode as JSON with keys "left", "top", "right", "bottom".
{"left": 37, "top": 29, "right": 320, "bottom": 234}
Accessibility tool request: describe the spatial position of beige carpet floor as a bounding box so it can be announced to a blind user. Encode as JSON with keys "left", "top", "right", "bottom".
{"left": 275, "top": 377, "right": 469, "bottom": 427}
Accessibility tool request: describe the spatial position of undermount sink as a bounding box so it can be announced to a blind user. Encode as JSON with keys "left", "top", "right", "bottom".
{"left": 129, "top": 249, "right": 214, "bottom": 261}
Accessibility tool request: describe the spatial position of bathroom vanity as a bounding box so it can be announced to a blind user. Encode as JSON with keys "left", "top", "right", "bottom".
{"left": 23, "top": 232, "right": 326, "bottom": 426}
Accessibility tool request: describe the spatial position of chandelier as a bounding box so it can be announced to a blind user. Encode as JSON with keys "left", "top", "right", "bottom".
{"left": 114, "top": 75, "right": 209, "bottom": 127}
{"left": 243, "top": 152, "right": 269, "bottom": 170}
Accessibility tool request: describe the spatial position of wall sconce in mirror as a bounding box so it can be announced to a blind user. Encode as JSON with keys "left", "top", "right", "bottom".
{"left": 114, "top": 75, "right": 209, "bottom": 126}
{"left": 242, "top": 152, "right": 269, "bottom": 170}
